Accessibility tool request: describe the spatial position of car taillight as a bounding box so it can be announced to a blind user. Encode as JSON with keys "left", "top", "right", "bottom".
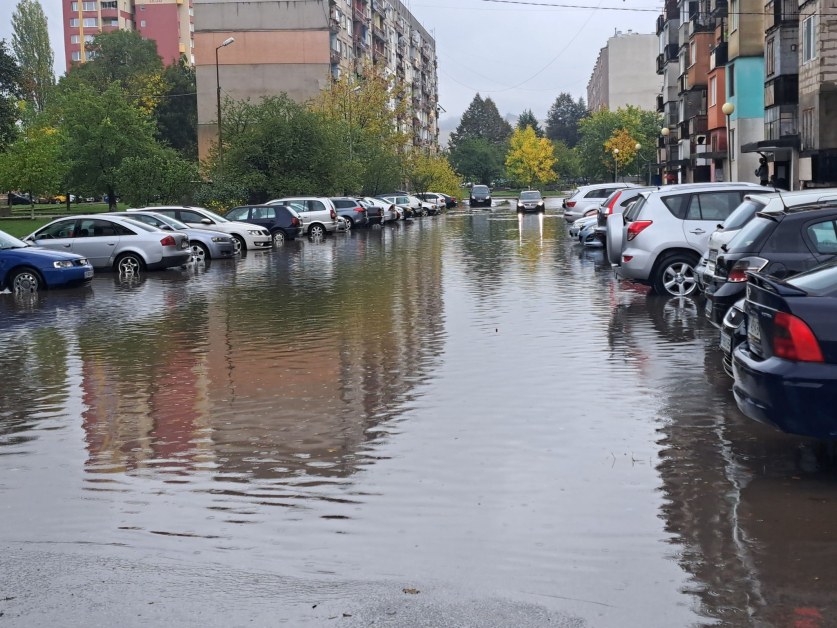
{"left": 727, "top": 257, "right": 769, "bottom": 283}
{"left": 566, "top": 201, "right": 576, "bottom": 208}
{"left": 773, "top": 311, "right": 824, "bottom": 362}
{"left": 626, "top": 220, "right": 653, "bottom": 241}
{"left": 160, "top": 235, "right": 176, "bottom": 247}
{"left": 330, "top": 209, "right": 337, "bottom": 220}
{"left": 291, "top": 216, "right": 300, "bottom": 226}
{"left": 606, "top": 192, "right": 622, "bottom": 215}
{"left": 354, "top": 206, "right": 365, "bottom": 213}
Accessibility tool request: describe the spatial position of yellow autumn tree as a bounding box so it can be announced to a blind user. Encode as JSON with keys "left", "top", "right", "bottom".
{"left": 603, "top": 128, "right": 639, "bottom": 176}
{"left": 505, "top": 126, "right": 557, "bottom": 189}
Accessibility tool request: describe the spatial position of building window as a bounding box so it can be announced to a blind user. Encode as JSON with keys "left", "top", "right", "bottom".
{"left": 83, "top": 1, "right": 96, "bottom": 10}
{"left": 802, "top": 107, "right": 815, "bottom": 149}
{"left": 689, "top": 41, "right": 696, "bottom": 67}
{"left": 728, "top": 63, "right": 735, "bottom": 97}
{"left": 71, "top": 51, "right": 81, "bottom": 61}
{"left": 71, "top": 34, "right": 79, "bottom": 44}
{"left": 83, "top": 17, "right": 97, "bottom": 27}
{"left": 730, "top": 0, "right": 738, "bottom": 31}
{"left": 709, "top": 76, "right": 717, "bottom": 106}
{"left": 765, "top": 38, "right": 775, "bottom": 76}
{"left": 803, "top": 15, "right": 817, "bottom": 64}
{"left": 69, "top": 18, "right": 79, "bottom": 26}
{"left": 101, "top": 1, "right": 117, "bottom": 8}
{"left": 104, "top": 18, "right": 118, "bottom": 27}
{"left": 140, "top": 20, "right": 146, "bottom": 27}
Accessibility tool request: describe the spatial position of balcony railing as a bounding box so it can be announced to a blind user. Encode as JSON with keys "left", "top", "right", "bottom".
{"left": 688, "top": 114, "right": 708, "bottom": 137}
{"left": 765, "top": 75, "right": 799, "bottom": 107}
{"left": 710, "top": 0, "right": 727, "bottom": 18}
{"left": 330, "top": 49, "right": 341, "bottom": 65}
{"left": 710, "top": 41, "right": 727, "bottom": 68}
{"left": 765, "top": 105, "right": 798, "bottom": 141}
{"left": 765, "top": 0, "right": 799, "bottom": 31}
{"left": 656, "top": 94, "right": 664, "bottom": 112}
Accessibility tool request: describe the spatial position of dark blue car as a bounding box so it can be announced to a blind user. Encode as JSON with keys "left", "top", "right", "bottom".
{"left": 0, "top": 229, "right": 93, "bottom": 293}
{"left": 733, "top": 264, "right": 837, "bottom": 438}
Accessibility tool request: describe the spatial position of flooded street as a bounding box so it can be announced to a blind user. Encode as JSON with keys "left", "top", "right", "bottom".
{"left": 3, "top": 199, "right": 837, "bottom": 627}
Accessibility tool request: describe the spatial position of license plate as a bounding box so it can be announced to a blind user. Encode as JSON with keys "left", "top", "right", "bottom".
{"left": 84, "top": 269, "right": 93, "bottom": 279}
{"left": 704, "top": 298, "right": 712, "bottom": 318}
{"left": 720, "top": 331, "right": 732, "bottom": 353}
{"left": 708, "top": 249, "right": 717, "bottom": 262}
{"left": 748, "top": 315, "right": 761, "bottom": 342}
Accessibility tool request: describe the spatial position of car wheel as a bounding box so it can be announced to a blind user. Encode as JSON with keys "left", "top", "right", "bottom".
{"left": 191, "top": 241, "right": 209, "bottom": 262}
{"left": 11, "top": 268, "right": 42, "bottom": 293}
{"left": 271, "top": 230, "right": 286, "bottom": 246}
{"left": 653, "top": 253, "right": 700, "bottom": 297}
{"left": 309, "top": 223, "right": 326, "bottom": 238}
{"left": 232, "top": 234, "right": 246, "bottom": 255}
{"left": 421, "top": 208, "right": 428, "bottom": 217}
{"left": 343, "top": 217, "right": 353, "bottom": 230}
{"left": 115, "top": 252, "right": 143, "bottom": 275}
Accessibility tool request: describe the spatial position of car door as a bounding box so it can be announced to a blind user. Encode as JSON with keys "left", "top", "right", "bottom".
{"left": 250, "top": 206, "right": 277, "bottom": 231}
{"left": 29, "top": 218, "right": 78, "bottom": 253}
{"left": 682, "top": 191, "right": 744, "bottom": 252}
{"left": 70, "top": 218, "right": 124, "bottom": 268}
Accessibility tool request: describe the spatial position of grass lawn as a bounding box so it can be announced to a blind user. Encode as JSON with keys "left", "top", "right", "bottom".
{"left": 0, "top": 203, "right": 129, "bottom": 238}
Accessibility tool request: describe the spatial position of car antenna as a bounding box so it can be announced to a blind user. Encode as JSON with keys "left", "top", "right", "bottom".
{"left": 772, "top": 183, "right": 790, "bottom": 211}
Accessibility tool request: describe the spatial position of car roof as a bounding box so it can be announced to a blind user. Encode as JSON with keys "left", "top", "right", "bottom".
{"left": 641, "top": 182, "right": 764, "bottom": 197}
{"left": 745, "top": 188, "right": 837, "bottom": 210}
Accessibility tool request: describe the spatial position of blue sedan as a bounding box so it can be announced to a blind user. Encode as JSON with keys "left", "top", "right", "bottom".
{"left": 0, "top": 229, "right": 93, "bottom": 293}
{"left": 732, "top": 266, "right": 837, "bottom": 439}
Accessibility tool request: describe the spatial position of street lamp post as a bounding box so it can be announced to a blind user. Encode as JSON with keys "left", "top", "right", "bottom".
{"left": 635, "top": 142, "right": 652, "bottom": 185}
{"left": 613, "top": 148, "right": 620, "bottom": 182}
{"left": 660, "top": 127, "right": 670, "bottom": 184}
{"left": 722, "top": 102, "right": 735, "bottom": 182}
{"left": 215, "top": 37, "right": 236, "bottom": 167}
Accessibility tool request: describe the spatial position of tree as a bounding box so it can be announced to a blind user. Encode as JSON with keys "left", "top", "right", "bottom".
{"left": 449, "top": 137, "right": 505, "bottom": 186}
{"left": 59, "top": 82, "right": 159, "bottom": 209}
{"left": 505, "top": 126, "right": 556, "bottom": 189}
{"left": 11, "top": 0, "right": 54, "bottom": 112}
{"left": 576, "top": 106, "right": 661, "bottom": 181}
{"left": 0, "top": 122, "right": 65, "bottom": 217}
{"left": 551, "top": 140, "right": 581, "bottom": 183}
{"left": 406, "top": 152, "right": 460, "bottom": 197}
{"left": 116, "top": 147, "right": 197, "bottom": 207}
{"left": 545, "top": 93, "right": 588, "bottom": 147}
{"left": 0, "top": 40, "right": 23, "bottom": 151}
{"left": 448, "top": 94, "right": 513, "bottom": 150}
{"left": 65, "top": 30, "right": 164, "bottom": 113}
{"left": 517, "top": 109, "right": 543, "bottom": 137}
{"left": 155, "top": 57, "right": 197, "bottom": 158}
{"left": 604, "top": 128, "right": 639, "bottom": 181}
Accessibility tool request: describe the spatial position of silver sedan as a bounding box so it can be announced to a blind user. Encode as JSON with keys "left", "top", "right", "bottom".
{"left": 26, "top": 214, "right": 191, "bottom": 273}
{"left": 110, "top": 211, "right": 236, "bottom": 262}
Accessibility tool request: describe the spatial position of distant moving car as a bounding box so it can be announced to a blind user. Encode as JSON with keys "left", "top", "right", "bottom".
{"left": 116, "top": 211, "right": 236, "bottom": 262}
{"left": 563, "top": 183, "right": 637, "bottom": 222}
{"left": 330, "top": 197, "right": 370, "bottom": 229}
{"left": 733, "top": 264, "right": 837, "bottom": 438}
{"left": 131, "top": 206, "right": 271, "bottom": 253}
{"left": 26, "top": 215, "right": 191, "bottom": 273}
{"left": 516, "top": 190, "right": 545, "bottom": 212}
{"left": 225, "top": 204, "right": 303, "bottom": 245}
{"left": 266, "top": 197, "right": 340, "bottom": 238}
{"left": 469, "top": 185, "right": 492, "bottom": 208}
{"left": 0, "top": 229, "right": 93, "bottom": 293}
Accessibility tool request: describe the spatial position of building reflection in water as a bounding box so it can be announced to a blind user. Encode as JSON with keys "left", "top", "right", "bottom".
{"left": 608, "top": 289, "right": 837, "bottom": 626}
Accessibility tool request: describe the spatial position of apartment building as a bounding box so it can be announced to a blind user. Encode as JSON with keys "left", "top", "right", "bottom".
{"left": 587, "top": 31, "right": 659, "bottom": 112}
{"left": 62, "top": 0, "right": 194, "bottom": 70}
{"left": 194, "top": 0, "right": 439, "bottom": 159}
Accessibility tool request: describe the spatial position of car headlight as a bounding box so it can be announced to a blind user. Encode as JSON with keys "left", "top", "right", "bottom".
{"left": 517, "top": 203, "right": 524, "bottom": 207}
{"left": 537, "top": 201, "right": 544, "bottom": 206}
{"left": 53, "top": 260, "right": 74, "bottom": 268}
{"left": 211, "top": 236, "right": 227, "bottom": 242}
{"left": 247, "top": 230, "right": 262, "bottom": 236}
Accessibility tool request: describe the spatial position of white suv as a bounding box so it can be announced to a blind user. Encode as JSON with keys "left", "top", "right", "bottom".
{"left": 607, "top": 182, "right": 763, "bottom": 296}
{"left": 266, "top": 197, "right": 339, "bottom": 238}
{"left": 563, "top": 183, "right": 638, "bottom": 222}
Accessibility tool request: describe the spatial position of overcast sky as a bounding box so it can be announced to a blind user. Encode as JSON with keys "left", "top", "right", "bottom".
{"left": 0, "top": 0, "right": 657, "bottom": 125}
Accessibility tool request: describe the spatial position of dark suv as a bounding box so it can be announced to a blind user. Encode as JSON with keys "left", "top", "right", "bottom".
{"left": 330, "top": 197, "right": 371, "bottom": 229}
{"left": 469, "top": 185, "right": 491, "bottom": 208}
{"left": 705, "top": 203, "right": 837, "bottom": 328}
{"left": 225, "top": 204, "right": 302, "bottom": 245}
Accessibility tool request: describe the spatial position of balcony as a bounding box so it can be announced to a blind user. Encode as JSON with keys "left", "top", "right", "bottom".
{"left": 689, "top": 114, "right": 708, "bottom": 137}
{"left": 330, "top": 49, "right": 341, "bottom": 65}
{"left": 679, "top": 74, "right": 689, "bottom": 94}
{"left": 395, "top": 20, "right": 405, "bottom": 34}
{"left": 689, "top": 13, "right": 714, "bottom": 36}
{"left": 656, "top": 14, "right": 665, "bottom": 36}
{"left": 765, "top": 105, "right": 798, "bottom": 141}
{"left": 656, "top": 94, "right": 664, "bottom": 112}
{"left": 710, "top": 0, "right": 727, "bottom": 18}
{"left": 664, "top": 0, "right": 678, "bottom": 20}
{"left": 372, "top": 24, "right": 385, "bottom": 41}
{"left": 329, "top": 17, "right": 340, "bottom": 32}
{"left": 710, "top": 41, "right": 727, "bottom": 68}
{"left": 765, "top": 0, "right": 799, "bottom": 31}
{"left": 765, "top": 75, "right": 799, "bottom": 107}
{"left": 353, "top": 2, "right": 370, "bottom": 23}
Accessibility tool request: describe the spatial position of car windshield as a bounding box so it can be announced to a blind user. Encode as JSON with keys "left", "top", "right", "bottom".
{"left": 787, "top": 259, "right": 837, "bottom": 295}
{"left": 520, "top": 191, "right": 542, "bottom": 200}
{"left": 0, "top": 230, "right": 27, "bottom": 250}
{"left": 198, "top": 208, "right": 229, "bottom": 223}
{"left": 155, "top": 214, "right": 189, "bottom": 230}
{"left": 473, "top": 186, "right": 489, "bottom": 194}
{"left": 722, "top": 199, "right": 765, "bottom": 231}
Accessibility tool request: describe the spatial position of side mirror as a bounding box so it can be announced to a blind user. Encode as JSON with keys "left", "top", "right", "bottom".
{"left": 201, "top": 218, "right": 212, "bottom": 225}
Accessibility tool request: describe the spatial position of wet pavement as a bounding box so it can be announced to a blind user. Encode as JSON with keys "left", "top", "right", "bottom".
{"left": 2, "top": 198, "right": 837, "bottom": 627}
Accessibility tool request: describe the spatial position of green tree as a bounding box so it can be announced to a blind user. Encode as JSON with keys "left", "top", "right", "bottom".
{"left": 551, "top": 140, "right": 581, "bottom": 184}
{"left": 576, "top": 106, "right": 661, "bottom": 181}
{"left": 517, "top": 109, "right": 543, "bottom": 137}
{"left": 155, "top": 57, "right": 197, "bottom": 158}
{"left": 505, "top": 126, "right": 556, "bottom": 189}
{"left": 407, "top": 152, "right": 460, "bottom": 197}
{"left": 11, "top": 0, "right": 54, "bottom": 112}
{"left": 449, "top": 137, "right": 505, "bottom": 186}
{"left": 0, "top": 40, "right": 23, "bottom": 151}
{"left": 58, "top": 82, "right": 159, "bottom": 209}
{"left": 545, "top": 93, "right": 588, "bottom": 147}
{"left": 448, "top": 94, "right": 513, "bottom": 150}
{"left": 116, "top": 147, "right": 197, "bottom": 207}
{"left": 0, "top": 122, "right": 65, "bottom": 216}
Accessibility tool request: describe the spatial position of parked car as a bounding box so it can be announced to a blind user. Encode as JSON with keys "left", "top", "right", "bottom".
{"left": 25, "top": 215, "right": 191, "bottom": 273}
{"left": 699, "top": 189, "right": 837, "bottom": 289}
{"left": 266, "top": 197, "right": 340, "bottom": 237}
{"left": 115, "top": 211, "right": 236, "bottom": 262}
{"left": 594, "top": 187, "right": 650, "bottom": 247}
{"left": 607, "top": 182, "right": 763, "bottom": 296}
{"left": 330, "top": 197, "right": 370, "bottom": 229}
{"left": 516, "top": 190, "right": 545, "bottom": 213}
{"left": 359, "top": 197, "right": 399, "bottom": 224}
{"left": 8, "top": 192, "right": 32, "bottom": 205}
{"left": 732, "top": 264, "right": 837, "bottom": 438}
{"left": 0, "top": 229, "right": 93, "bottom": 293}
{"left": 131, "top": 206, "right": 272, "bottom": 253}
{"left": 705, "top": 202, "right": 837, "bottom": 328}
{"left": 225, "top": 204, "right": 303, "bottom": 245}
{"left": 563, "top": 183, "right": 637, "bottom": 222}
{"left": 415, "top": 192, "right": 448, "bottom": 211}
{"left": 719, "top": 297, "right": 746, "bottom": 378}
{"left": 469, "top": 185, "right": 492, "bottom": 208}
{"left": 438, "top": 193, "right": 458, "bottom": 208}
{"left": 375, "top": 193, "right": 415, "bottom": 219}
{"left": 569, "top": 214, "right": 597, "bottom": 240}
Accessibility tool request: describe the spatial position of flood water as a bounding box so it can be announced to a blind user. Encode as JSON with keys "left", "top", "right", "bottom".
{"left": 2, "top": 199, "right": 837, "bottom": 627}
